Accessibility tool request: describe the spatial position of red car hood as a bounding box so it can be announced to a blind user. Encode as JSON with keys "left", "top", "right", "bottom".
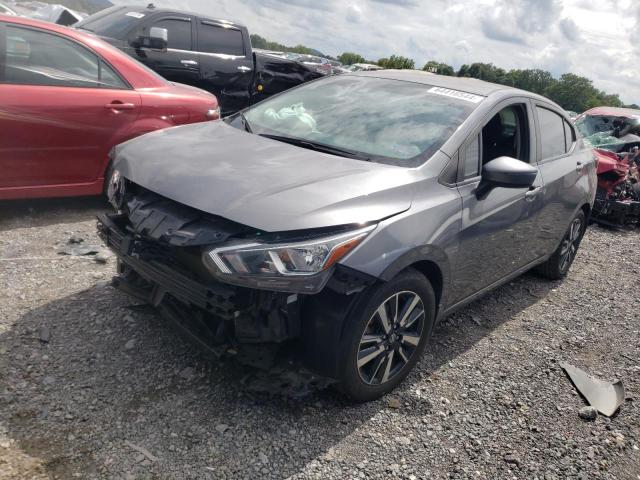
{"left": 594, "top": 148, "right": 628, "bottom": 176}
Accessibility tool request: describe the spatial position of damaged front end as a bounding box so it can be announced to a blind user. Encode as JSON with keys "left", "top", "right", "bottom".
{"left": 97, "top": 179, "right": 376, "bottom": 374}
{"left": 575, "top": 110, "right": 640, "bottom": 227}
{"left": 591, "top": 147, "right": 640, "bottom": 227}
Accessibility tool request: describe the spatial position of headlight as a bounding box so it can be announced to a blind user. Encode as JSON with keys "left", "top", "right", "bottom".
{"left": 204, "top": 225, "right": 375, "bottom": 293}
{"left": 107, "top": 169, "right": 125, "bottom": 211}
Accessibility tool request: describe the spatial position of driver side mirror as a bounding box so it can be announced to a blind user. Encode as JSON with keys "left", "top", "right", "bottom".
{"left": 133, "top": 27, "right": 168, "bottom": 51}
{"left": 476, "top": 156, "right": 538, "bottom": 199}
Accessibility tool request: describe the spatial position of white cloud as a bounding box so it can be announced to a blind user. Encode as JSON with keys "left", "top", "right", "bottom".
{"left": 114, "top": 0, "right": 639, "bottom": 104}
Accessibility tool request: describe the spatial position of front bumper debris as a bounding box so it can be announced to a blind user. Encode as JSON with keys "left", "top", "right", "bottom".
{"left": 97, "top": 213, "right": 303, "bottom": 355}
{"left": 98, "top": 212, "right": 239, "bottom": 318}
{"left": 592, "top": 194, "right": 640, "bottom": 227}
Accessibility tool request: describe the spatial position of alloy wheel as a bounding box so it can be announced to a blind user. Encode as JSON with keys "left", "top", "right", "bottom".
{"left": 357, "top": 291, "right": 425, "bottom": 385}
{"left": 559, "top": 217, "right": 583, "bottom": 272}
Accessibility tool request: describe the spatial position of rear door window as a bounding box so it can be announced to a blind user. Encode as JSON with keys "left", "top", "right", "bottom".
{"left": 152, "top": 18, "right": 192, "bottom": 51}
{"left": 537, "top": 106, "right": 566, "bottom": 159}
{"left": 198, "top": 21, "right": 244, "bottom": 56}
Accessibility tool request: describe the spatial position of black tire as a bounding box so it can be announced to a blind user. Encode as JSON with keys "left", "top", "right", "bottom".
{"left": 536, "top": 210, "right": 586, "bottom": 280}
{"left": 336, "top": 269, "right": 436, "bottom": 402}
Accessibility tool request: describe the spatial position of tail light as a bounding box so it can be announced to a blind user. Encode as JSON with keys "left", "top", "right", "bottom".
{"left": 206, "top": 107, "right": 221, "bottom": 121}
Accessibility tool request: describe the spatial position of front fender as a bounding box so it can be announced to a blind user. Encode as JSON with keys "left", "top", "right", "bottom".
{"left": 377, "top": 244, "right": 451, "bottom": 320}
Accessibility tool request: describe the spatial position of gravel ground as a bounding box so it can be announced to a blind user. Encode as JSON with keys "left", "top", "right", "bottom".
{"left": 0, "top": 198, "right": 638, "bottom": 480}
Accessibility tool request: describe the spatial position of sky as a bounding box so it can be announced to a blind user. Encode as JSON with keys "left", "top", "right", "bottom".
{"left": 114, "top": 0, "right": 640, "bottom": 104}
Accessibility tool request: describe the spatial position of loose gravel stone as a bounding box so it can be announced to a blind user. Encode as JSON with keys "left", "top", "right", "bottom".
{"left": 579, "top": 406, "right": 598, "bottom": 421}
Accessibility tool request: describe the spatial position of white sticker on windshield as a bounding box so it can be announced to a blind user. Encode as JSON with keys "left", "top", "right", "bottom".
{"left": 125, "top": 12, "right": 145, "bottom": 18}
{"left": 428, "top": 87, "right": 484, "bottom": 104}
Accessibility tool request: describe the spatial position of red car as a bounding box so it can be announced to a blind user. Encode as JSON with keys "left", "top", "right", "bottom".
{"left": 0, "top": 14, "right": 220, "bottom": 200}
{"left": 575, "top": 107, "right": 640, "bottom": 225}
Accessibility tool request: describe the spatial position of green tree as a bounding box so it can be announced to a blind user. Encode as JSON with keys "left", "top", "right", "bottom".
{"left": 506, "top": 69, "right": 557, "bottom": 95}
{"left": 543, "top": 73, "right": 602, "bottom": 112}
{"left": 597, "top": 93, "right": 624, "bottom": 108}
{"left": 249, "top": 35, "right": 325, "bottom": 57}
{"left": 251, "top": 33, "right": 634, "bottom": 110}
{"left": 338, "top": 52, "right": 366, "bottom": 65}
{"left": 377, "top": 55, "right": 415, "bottom": 70}
{"left": 457, "top": 63, "right": 508, "bottom": 84}
{"left": 422, "top": 61, "right": 455, "bottom": 76}
{"left": 250, "top": 34, "right": 270, "bottom": 49}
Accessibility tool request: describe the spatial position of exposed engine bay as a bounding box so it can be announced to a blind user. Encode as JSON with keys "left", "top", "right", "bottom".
{"left": 575, "top": 110, "right": 640, "bottom": 227}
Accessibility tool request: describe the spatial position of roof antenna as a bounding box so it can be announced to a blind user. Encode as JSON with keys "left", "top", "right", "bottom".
{"left": 147, "top": 3, "right": 155, "bottom": 9}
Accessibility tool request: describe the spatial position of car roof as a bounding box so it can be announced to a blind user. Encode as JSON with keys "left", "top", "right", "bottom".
{"left": 352, "top": 69, "right": 556, "bottom": 103}
{"left": 105, "top": 4, "right": 246, "bottom": 29}
{"left": 0, "top": 12, "right": 82, "bottom": 36}
{"left": 0, "top": 13, "right": 124, "bottom": 49}
{"left": 581, "top": 106, "right": 640, "bottom": 118}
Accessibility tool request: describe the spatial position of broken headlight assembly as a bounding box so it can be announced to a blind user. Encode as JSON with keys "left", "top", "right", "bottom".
{"left": 107, "top": 169, "right": 126, "bottom": 211}
{"left": 203, "top": 225, "right": 375, "bottom": 293}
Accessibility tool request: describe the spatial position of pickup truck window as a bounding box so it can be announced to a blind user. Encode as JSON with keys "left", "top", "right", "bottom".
{"left": 76, "top": 8, "right": 141, "bottom": 38}
{"left": 154, "top": 18, "right": 192, "bottom": 51}
{"left": 198, "top": 22, "right": 244, "bottom": 56}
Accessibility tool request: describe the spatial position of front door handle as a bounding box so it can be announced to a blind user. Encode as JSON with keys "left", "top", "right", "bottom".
{"left": 237, "top": 66, "right": 252, "bottom": 73}
{"left": 105, "top": 102, "right": 135, "bottom": 111}
{"left": 181, "top": 59, "right": 199, "bottom": 66}
{"left": 525, "top": 186, "right": 542, "bottom": 201}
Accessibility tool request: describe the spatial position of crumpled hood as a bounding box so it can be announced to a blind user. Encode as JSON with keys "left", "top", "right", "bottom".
{"left": 113, "top": 121, "right": 416, "bottom": 232}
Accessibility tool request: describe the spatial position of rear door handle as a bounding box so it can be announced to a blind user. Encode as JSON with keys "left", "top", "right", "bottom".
{"left": 576, "top": 161, "right": 584, "bottom": 172}
{"left": 237, "top": 66, "right": 252, "bottom": 73}
{"left": 105, "top": 102, "right": 135, "bottom": 111}
{"left": 181, "top": 59, "right": 198, "bottom": 66}
{"left": 525, "top": 186, "right": 542, "bottom": 201}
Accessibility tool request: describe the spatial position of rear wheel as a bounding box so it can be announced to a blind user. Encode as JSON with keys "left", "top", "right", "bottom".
{"left": 536, "top": 210, "right": 586, "bottom": 280}
{"left": 336, "top": 269, "right": 436, "bottom": 402}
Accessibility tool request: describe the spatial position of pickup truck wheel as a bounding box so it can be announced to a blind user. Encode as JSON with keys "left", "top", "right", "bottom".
{"left": 536, "top": 210, "right": 586, "bottom": 280}
{"left": 336, "top": 269, "right": 436, "bottom": 402}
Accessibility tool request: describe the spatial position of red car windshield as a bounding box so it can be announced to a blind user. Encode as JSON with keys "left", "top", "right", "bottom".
{"left": 576, "top": 114, "right": 640, "bottom": 153}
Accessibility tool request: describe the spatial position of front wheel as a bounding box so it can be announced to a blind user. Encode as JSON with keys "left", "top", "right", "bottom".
{"left": 536, "top": 210, "right": 586, "bottom": 280}
{"left": 336, "top": 269, "right": 436, "bottom": 402}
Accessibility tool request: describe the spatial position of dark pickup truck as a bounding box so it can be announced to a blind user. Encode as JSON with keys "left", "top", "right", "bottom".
{"left": 75, "top": 5, "right": 323, "bottom": 115}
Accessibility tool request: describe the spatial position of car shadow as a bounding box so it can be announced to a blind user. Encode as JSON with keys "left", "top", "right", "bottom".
{"left": 0, "top": 272, "right": 556, "bottom": 479}
{"left": 0, "top": 196, "right": 109, "bottom": 231}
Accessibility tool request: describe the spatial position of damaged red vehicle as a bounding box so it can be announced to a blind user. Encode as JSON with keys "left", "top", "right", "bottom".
{"left": 575, "top": 107, "right": 640, "bottom": 226}
{"left": 0, "top": 14, "right": 220, "bottom": 200}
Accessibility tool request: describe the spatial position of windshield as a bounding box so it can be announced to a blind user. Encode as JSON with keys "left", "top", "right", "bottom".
{"left": 575, "top": 114, "right": 640, "bottom": 152}
{"left": 76, "top": 6, "right": 142, "bottom": 38}
{"left": 240, "top": 76, "right": 481, "bottom": 166}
